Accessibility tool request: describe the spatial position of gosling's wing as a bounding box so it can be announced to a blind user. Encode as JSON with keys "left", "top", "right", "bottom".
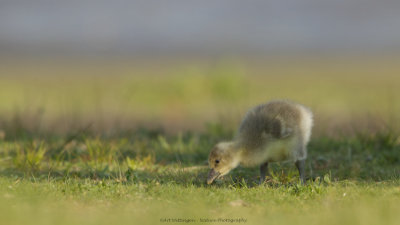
{"left": 239, "top": 109, "right": 293, "bottom": 139}
{"left": 257, "top": 101, "right": 301, "bottom": 138}
{"left": 266, "top": 114, "right": 293, "bottom": 139}
{"left": 237, "top": 101, "right": 299, "bottom": 149}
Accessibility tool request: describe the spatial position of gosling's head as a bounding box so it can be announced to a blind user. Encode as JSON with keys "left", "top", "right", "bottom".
{"left": 207, "top": 142, "right": 240, "bottom": 184}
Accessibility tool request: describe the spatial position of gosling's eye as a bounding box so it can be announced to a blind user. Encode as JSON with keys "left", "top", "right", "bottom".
{"left": 215, "top": 160, "right": 220, "bottom": 164}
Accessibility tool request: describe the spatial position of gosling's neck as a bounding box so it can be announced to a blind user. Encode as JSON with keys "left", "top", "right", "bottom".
{"left": 228, "top": 140, "right": 246, "bottom": 166}
{"left": 230, "top": 139, "right": 255, "bottom": 167}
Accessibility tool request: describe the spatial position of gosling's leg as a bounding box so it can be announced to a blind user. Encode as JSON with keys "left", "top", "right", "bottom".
{"left": 295, "top": 159, "right": 306, "bottom": 184}
{"left": 259, "top": 162, "right": 269, "bottom": 184}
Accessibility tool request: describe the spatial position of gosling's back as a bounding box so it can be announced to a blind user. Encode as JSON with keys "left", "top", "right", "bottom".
{"left": 237, "top": 100, "right": 313, "bottom": 161}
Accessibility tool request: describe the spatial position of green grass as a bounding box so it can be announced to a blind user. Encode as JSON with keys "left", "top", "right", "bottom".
{"left": 1, "top": 178, "right": 399, "bottom": 225}
{"left": 0, "top": 128, "right": 399, "bottom": 225}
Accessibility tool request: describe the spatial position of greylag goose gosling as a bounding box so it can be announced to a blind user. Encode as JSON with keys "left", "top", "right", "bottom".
{"left": 207, "top": 100, "right": 313, "bottom": 185}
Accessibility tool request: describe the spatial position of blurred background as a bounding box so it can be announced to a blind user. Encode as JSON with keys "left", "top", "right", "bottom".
{"left": 0, "top": 0, "right": 399, "bottom": 136}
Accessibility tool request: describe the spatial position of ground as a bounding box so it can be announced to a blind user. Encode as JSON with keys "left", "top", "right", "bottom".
{"left": 0, "top": 58, "right": 399, "bottom": 225}
{"left": 0, "top": 129, "right": 399, "bottom": 225}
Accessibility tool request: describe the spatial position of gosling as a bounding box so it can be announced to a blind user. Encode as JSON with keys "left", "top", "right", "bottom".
{"left": 207, "top": 100, "right": 313, "bottom": 185}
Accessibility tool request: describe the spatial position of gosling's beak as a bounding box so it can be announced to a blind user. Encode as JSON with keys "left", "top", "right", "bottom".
{"left": 207, "top": 169, "right": 221, "bottom": 184}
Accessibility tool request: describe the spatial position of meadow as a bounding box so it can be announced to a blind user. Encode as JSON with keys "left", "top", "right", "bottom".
{"left": 0, "top": 57, "right": 399, "bottom": 225}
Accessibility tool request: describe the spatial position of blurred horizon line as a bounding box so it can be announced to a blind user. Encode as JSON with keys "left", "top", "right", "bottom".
{"left": 2, "top": 0, "right": 400, "bottom": 58}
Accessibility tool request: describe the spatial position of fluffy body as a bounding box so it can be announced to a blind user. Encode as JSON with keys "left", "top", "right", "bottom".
{"left": 207, "top": 100, "right": 313, "bottom": 184}
{"left": 238, "top": 100, "right": 313, "bottom": 165}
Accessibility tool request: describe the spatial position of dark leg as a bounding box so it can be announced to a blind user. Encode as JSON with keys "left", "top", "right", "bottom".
{"left": 259, "top": 162, "right": 269, "bottom": 184}
{"left": 295, "top": 159, "right": 306, "bottom": 184}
